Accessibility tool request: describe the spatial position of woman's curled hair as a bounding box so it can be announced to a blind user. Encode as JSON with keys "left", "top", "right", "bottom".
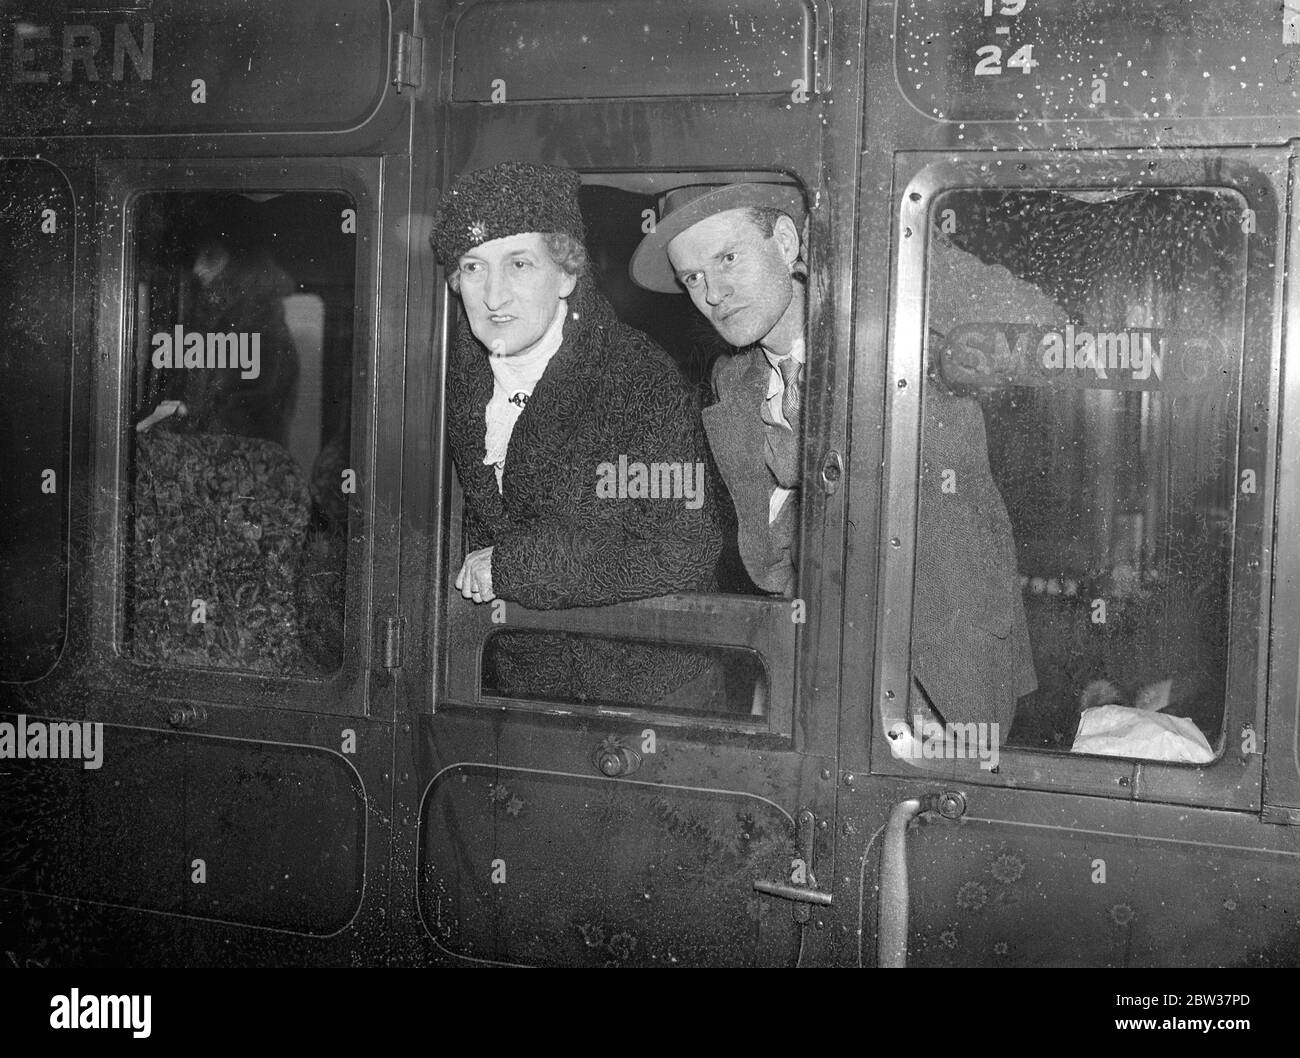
{"left": 446, "top": 232, "right": 588, "bottom": 293}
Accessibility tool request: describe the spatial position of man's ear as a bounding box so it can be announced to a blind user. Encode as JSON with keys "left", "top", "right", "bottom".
{"left": 772, "top": 214, "right": 802, "bottom": 268}
{"left": 559, "top": 271, "right": 578, "bottom": 299}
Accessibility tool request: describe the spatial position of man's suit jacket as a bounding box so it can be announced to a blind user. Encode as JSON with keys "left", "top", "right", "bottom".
{"left": 703, "top": 349, "right": 1037, "bottom": 732}
{"left": 912, "top": 384, "right": 1038, "bottom": 733}
{"left": 702, "top": 351, "right": 797, "bottom": 595}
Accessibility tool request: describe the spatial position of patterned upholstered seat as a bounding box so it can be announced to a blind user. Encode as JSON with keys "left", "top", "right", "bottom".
{"left": 129, "top": 430, "right": 311, "bottom": 674}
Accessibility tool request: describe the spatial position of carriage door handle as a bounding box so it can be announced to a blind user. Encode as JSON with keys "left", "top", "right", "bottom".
{"left": 753, "top": 808, "right": 832, "bottom": 921}
{"left": 879, "top": 790, "right": 967, "bottom": 967}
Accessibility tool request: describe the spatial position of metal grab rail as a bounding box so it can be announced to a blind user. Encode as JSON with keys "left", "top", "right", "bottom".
{"left": 878, "top": 798, "right": 923, "bottom": 968}
{"left": 878, "top": 791, "right": 967, "bottom": 968}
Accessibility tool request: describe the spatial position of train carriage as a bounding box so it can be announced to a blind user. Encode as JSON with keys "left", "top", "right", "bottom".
{"left": 1, "top": 0, "right": 1299, "bottom": 968}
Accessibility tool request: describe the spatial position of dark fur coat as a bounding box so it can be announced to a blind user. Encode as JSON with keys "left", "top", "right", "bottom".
{"left": 445, "top": 279, "right": 722, "bottom": 706}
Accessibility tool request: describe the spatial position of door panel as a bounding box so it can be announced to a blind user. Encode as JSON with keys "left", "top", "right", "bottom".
{"left": 856, "top": 781, "right": 1300, "bottom": 967}
{"left": 75, "top": 728, "right": 187, "bottom": 915}
{"left": 419, "top": 761, "right": 803, "bottom": 966}
{"left": 848, "top": 146, "right": 1286, "bottom": 967}
{"left": 410, "top": 136, "right": 847, "bottom": 961}
{"left": 182, "top": 736, "right": 366, "bottom": 933}
{"left": 404, "top": 0, "right": 867, "bottom": 967}
{"left": 416, "top": 710, "right": 833, "bottom": 966}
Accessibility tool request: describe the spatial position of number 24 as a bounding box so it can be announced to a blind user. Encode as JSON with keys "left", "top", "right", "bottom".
{"left": 975, "top": 44, "right": 1038, "bottom": 75}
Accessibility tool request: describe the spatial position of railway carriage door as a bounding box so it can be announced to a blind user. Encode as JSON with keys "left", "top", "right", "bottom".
{"left": 403, "top": 0, "right": 851, "bottom": 967}
{"left": 1, "top": 0, "right": 414, "bottom": 965}
{"left": 852, "top": 146, "right": 1291, "bottom": 967}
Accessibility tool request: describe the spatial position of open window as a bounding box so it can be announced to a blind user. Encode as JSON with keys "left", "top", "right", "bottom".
{"left": 878, "top": 154, "right": 1276, "bottom": 806}
{"left": 438, "top": 170, "right": 818, "bottom": 732}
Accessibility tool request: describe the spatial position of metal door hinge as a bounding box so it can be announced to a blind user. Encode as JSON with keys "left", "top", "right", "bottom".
{"left": 381, "top": 615, "right": 406, "bottom": 670}
{"left": 393, "top": 31, "right": 424, "bottom": 93}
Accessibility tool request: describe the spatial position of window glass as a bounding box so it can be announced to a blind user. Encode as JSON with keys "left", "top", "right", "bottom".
{"left": 0, "top": 0, "right": 390, "bottom": 136}
{"left": 917, "top": 188, "right": 1244, "bottom": 763}
{"left": 895, "top": 0, "right": 1298, "bottom": 125}
{"left": 123, "top": 191, "right": 356, "bottom": 676}
{"left": 0, "top": 161, "right": 74, "bottom": 681}
{"left": 451, "top": 0, "right": 813, "bottom": 102}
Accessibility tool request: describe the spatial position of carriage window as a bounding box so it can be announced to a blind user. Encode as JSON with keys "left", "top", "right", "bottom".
{"left": 441, "top": 176, "right": 808, "bottom": 722}
{"left": 917, "top": 188, "right": 1244, "bottom": 764}
{"left": 0, "top": 161, "right": 74, "bottom": 681}
{"left": 123, "top": 191, "right": 357, "bottom": 676}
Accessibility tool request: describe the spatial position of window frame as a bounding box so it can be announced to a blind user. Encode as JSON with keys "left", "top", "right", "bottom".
{"left": 1261, "top": 150, "right": 1300, "bottom": 823}
{"left": 433, "top": 167, "right": 829, "bottom": 738}
{"left": 86, "top": 158, "right": 381, "bottom": 719}
{"left": 870, "top": 149, "right": 1283, "bottom": 812}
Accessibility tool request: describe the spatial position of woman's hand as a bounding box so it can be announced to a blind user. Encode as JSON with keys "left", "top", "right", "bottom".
{"left": 136, "top": 400, "right": 188, "bottom": 433}
{"left": 455, "top": 546, "right": 495, "bottom": 603}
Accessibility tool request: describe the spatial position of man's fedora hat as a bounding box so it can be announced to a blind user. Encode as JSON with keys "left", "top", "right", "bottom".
{"left": 629, "top": 182, "right": 806, "bottom": 293}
